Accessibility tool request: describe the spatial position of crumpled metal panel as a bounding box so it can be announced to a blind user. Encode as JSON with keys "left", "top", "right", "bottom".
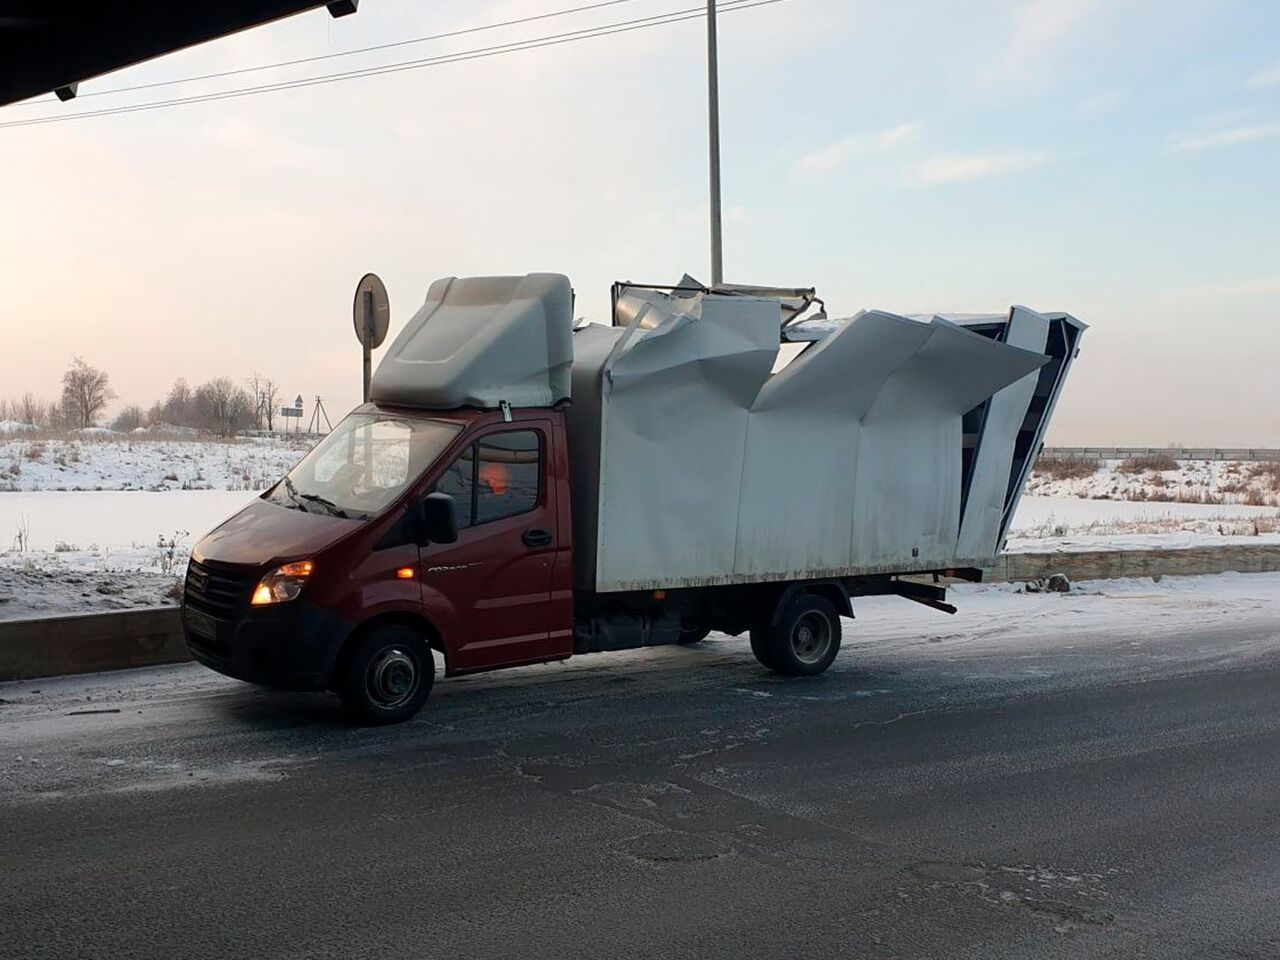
{"left": 371, "top": 273, "right": 573, "bottom": 410}
{"left": 574, "top": 289, "right": 1054, "bottom": 591}
{"left": 593, "top": 294, "right": 780, "bottom": 587}
{"left": 955, "top": 307, "right": 1050, "bottom": 558}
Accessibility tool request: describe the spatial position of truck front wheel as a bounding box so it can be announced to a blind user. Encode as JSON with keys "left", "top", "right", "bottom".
{"left": 337, "top": 624, "right": 435, "bottom": 725}
{"left": 750, "top": 594, "right": 841, "bottom": 677}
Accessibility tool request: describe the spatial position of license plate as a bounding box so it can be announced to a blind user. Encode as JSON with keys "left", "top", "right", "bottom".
{"left": 184, "top": 606, "right": 218, "bottom": 642}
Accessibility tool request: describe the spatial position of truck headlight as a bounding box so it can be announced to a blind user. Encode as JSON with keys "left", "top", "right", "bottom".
{"left": 251, "top": 560, "right": 314, "bottom": 606}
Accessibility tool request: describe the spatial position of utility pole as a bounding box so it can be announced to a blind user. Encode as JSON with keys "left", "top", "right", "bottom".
{"left": 706, "top": 0, "right": 724, "bottom": 288}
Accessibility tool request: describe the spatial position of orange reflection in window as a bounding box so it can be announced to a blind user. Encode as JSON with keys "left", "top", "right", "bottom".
{"left": 479, "top": 462, "right": 510, "bottom": 496}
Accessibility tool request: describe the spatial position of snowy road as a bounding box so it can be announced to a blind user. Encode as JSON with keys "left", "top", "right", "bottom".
{"left": 3, "top": 575, "right": 1280, "bottom": 958}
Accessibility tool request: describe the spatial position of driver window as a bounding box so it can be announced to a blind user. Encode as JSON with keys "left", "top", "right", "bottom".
{"left": 432, "top": 430, "right": 541, "bottom": 529}
{"left": 433, "top": 446, "right": 474, "bottom": 530}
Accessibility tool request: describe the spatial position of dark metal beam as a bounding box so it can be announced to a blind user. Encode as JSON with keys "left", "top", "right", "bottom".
{"left": 0, "top": 1, "right": 353, "bottom": 107}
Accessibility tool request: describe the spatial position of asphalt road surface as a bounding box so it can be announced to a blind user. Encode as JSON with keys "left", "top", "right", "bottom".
{"left": 2, "top": 581, "right": 1279, "bottom": 959}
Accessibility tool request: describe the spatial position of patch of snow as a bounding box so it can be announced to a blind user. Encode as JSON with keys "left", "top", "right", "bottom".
{"left": 0, "top": 421, "right": 38, "bottom": 435}
{"left": 0, "top": 490, "right": 254, "bottom": 618}
{"left": 1028, "top": 458, "right": 1280, "bottom": 507}
{"left": 0, "top": 435, "right": 311, "bottom": 492}
{"left": 847, "top": 571, "right": 1280, "bottom": 655}
{"left": 0, "top": 563, "right": 183, "bottom": 620}
{"left": 0, "top": 489, "right": 252, "bottom": 553}
{"left": 1008, "top": 495, "right": 1280, "bottom": 553}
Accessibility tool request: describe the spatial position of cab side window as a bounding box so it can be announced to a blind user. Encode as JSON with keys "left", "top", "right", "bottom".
{"left": 432, "top": 430, "right": 541, "bottom": 528}
{"left": 476, "top": 431, "right": 540, "bottom": 524}
{"left": 433, "top": 445, "right": 474, "bottom": 530}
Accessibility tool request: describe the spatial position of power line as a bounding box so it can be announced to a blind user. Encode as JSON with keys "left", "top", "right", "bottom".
{"left": 79, "top": 0, "right": 646, "bottom": 100}
{"left": 0, "top": 0, "right": 779, "bottom": 130}
{"left": 8, "top": 0, "right": 647, "bottom": 107}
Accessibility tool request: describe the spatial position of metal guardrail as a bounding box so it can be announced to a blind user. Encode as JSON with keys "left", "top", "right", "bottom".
{"left": 1041, "top": 447, "right": 1280, "bottom": 463}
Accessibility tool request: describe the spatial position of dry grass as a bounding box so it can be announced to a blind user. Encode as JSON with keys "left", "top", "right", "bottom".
{"left": 1248, "top": 463, "right": 1280, "bottom": 492}
{"left": 1118, "top": 453, "right": 1180, "bottom": 474}
{"left": 1015, "top": 511, "right": 1279, "bottom": 540}
{"left": 1033, "top": 457, "right": 1100, "bottom": 480}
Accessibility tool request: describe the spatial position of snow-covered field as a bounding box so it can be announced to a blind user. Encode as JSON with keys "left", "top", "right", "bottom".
{"left": 0, "top": 491, "right": 251, "bottom": 618}
{"left": 2, "top": 437, "right": 1279, "bottom": 619}
{"left": 0, "top": 435, "right": 311, "bottom": 492}
{"left": 1027, "top": 457, "right": 1280, "bottom": 506}
{"left": 1008, "top": 495, "right": 1280, "bottom": 553}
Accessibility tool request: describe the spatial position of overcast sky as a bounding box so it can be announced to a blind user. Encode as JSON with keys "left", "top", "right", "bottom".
{"left": 2, "top": 0, "right": 1278, "bottom": 444}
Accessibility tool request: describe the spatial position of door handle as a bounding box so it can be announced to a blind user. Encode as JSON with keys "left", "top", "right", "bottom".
{"left": 522, "top": 528, "right": 553, "bottom": 548}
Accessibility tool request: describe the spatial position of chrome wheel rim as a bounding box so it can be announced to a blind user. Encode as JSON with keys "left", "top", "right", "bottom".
{"left": 367, "top": 646, "right": 419, "bottom": 708}
{"left": 791, "top": 612, "right": 832, "bottom": 665}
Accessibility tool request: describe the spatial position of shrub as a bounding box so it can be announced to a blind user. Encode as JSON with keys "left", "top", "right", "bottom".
{"left": 1247, "top": 463, "right": 1280, "bottom": 492}
{"left": 1033, "top": 457, "right": 1099, "bottom": 480}
{"left": 1118, "top": 453, "right": 1179, "bottom": 474}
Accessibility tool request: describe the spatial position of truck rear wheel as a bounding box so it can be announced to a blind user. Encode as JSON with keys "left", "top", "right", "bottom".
{"left": 678, "top": 623, "right": 712, "bottom": 645}
{"left": 337, "top": 624, "right": 435, "bottom": 725}
{"left": 749, "top": 594, "right": 841, "bottom": 677}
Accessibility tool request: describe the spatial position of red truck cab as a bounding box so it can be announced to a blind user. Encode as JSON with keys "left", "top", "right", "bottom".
{"left": 185, "top": 404, "right": 576, "bottom": 722}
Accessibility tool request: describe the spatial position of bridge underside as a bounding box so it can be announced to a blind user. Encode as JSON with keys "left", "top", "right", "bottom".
{"left": 0, "top": 1, "right": 355, "bottom": 107}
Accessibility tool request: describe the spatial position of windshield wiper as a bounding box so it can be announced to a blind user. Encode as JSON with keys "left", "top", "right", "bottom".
{"left": 280, "top": 476, "right": 306, "bottom": 511}
{"left": 296, "top": 490, "right": 351, "bottom": 519}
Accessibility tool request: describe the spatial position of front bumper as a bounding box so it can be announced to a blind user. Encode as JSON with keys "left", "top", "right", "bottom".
{"left": 183, "top": 600, "right": 350, "bottom": 692}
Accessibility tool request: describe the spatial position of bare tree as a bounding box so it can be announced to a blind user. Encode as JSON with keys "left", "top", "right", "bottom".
{"left": 194, "top": 377, "right": 255, "bottom": 436}
{"left": 159, "top": 379, "right": 194, "bottom": 428}
{"left": 245, "top": 372, "right": 282, "bottom": 432}
{"left": 111, "top": 404, "right": 145, "bottom": 432}
{"left": 60, "top": 358, "right": 116, "bottom": 428}
{"left": 17, "top": 392, "right": 50, "bottom": 427}
{"left": 260, "top": 378, "right": 280, "bottom": 432}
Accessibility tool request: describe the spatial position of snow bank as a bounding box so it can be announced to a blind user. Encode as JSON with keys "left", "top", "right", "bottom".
{"left": 1007, "top": 495, "right": 1280, "bottom": 552}
{"left": 1028, "top": 458, "right": 1279, "bottom": 507}
{"left": 0, "top": 435, "right": 311, "bottom": 492}
{"left": 0, "top": 490, "right": 252, "bottom": 554}
{"left": 847, "top": 571, "right": 1280, "bottom": 655}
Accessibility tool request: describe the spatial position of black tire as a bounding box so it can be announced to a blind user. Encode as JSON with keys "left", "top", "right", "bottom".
{"left": 336, "top": 624, "right": 435, "bottom": 725}
{"left": 748, "top": 628, "right": 776, "bottom": 669}
{"left": 677, "top": 623, "right": 712, "bottom": 645}
{"left": 752, "top": 594, "right": 841, "bottom": 677}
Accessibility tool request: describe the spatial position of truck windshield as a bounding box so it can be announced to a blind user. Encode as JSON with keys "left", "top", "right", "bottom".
{"left": 267, "top": 413, "right": 461, "bottom": 519}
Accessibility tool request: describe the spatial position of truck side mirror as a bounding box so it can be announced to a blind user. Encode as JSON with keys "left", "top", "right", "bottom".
{"left": 420, "top": 492, "right": 458, "bottom": 544}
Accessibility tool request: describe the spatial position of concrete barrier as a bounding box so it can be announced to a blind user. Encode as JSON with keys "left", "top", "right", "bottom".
{"left": 0, "top": 607, "right": 187, "bottom": 681}
{"left": 982, "top": 544, "right": 1280, "bottom": 583}
{"left": 3, "top": 544, "right": 1280, "bottom": 681}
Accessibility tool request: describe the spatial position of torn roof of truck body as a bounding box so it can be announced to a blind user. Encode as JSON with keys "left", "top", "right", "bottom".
{"left": 371, "top": 274, "right": 1085, "bottom": 592}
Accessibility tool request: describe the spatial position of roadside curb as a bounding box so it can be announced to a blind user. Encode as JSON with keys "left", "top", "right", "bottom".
{"left": 4, "top": 544, "right": 1280, "bottom": 682}
{"left": 983, "top": 544, "right": 1280, "bottom": 583}
{"left": 0, "top": 607, "right": 186, "bottom": 682}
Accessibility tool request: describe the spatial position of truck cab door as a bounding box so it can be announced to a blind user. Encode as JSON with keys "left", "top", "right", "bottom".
{"left": 419, "top": 422, "right": 562, "bottom": 673}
